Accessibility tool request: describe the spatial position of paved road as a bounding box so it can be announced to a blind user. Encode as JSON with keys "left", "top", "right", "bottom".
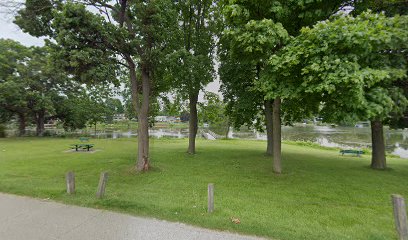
{"left": 0, "top": 193, "right": 266, "bottom": 240}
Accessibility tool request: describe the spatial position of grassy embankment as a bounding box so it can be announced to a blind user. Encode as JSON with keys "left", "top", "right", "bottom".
{"left": 0, "top": 137, "right": 407, "bottom": 240}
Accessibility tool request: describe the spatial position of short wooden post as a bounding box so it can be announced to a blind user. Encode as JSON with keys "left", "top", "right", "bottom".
{"left": 66, "top": 172, "right": 75, "bottom": 194}
{"left": 96, "top": 172, "right": 109, "bottom": 199}
{"left": 392, "top": 194, "right": 408, "bottom": 240}
{"left": 208, "top": 183, "right": 214, "bottom": 213}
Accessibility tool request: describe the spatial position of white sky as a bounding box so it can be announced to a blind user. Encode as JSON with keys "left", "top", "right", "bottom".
{"left": 0, "top": 12, "right": 45, "bottom": 46}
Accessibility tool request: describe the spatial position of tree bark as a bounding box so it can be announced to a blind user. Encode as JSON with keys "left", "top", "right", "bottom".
{"left": 35, "top": 110, "right": 45, "bottom": 137}
{"left": 371, "top": 119, "right": 386, "bottom": 169}
{"left": 136, "top": 65, "right": 150, "bottom": 171}
{"left": 264, "top": 100, "right": 273, "bottom": 155}
{"left": 127, "top": 57, "right": 149, "bottom": 172}
{"left": 272, "top": 98, "right": 282, "bottom": 174}
{"left": 188, "top": 91, "right": 199, "bottom": 154}
{"left": 17, "top": 113, "right": 26, "bottom": 136}
{"left": 225, "top": 120, "right": 230, "bottom": 139}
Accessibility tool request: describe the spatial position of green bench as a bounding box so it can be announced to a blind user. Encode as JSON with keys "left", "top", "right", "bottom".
{"left": 340, "top": 149, "right": 364, "bottom": 157}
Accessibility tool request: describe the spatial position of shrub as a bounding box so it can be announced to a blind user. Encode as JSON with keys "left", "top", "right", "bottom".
{"left": 0, "top": 124, "right": 6, "bottom": 138}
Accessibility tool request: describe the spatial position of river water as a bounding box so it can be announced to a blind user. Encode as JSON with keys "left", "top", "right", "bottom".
{"left": 265, "top": 125, "right": 408, "bottom": 158}
{"left": 93, "top": 125, "right": 408, "bottom": 159}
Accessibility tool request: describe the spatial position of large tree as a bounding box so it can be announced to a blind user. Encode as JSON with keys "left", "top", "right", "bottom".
{"left": 166, "top": 0, "right": 218, "bottom": 154}
{"left": 262, "top": 12, "right": 408, "bottom": 169}
{"left": 21, "top": 46, "right": 69, "bottom": 136}
{"left": 0, "top": 39, "right": 30, "bottom": 136}
{"left": 15, "top": 0, "right": 179, "bottom": 171}
{"left": 0, "top": 39, "right": 70, "bottom": 136}
{"left": 220, "top": 0, "right": 348, "bottom": 173}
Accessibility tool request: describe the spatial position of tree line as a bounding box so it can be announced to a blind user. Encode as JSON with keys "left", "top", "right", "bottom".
{"left": 1, "top": 0, "right": 407, "bottom": 172}
{"left": 0, "top": 40, "right": 128, "bottom": 136}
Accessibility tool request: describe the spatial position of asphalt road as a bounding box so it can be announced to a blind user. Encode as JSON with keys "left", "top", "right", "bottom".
{"left": 0, "top": 193, "right": 266, "bottom": 240}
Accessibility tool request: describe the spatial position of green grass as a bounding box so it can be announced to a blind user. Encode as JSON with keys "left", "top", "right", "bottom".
{"left": 0, "top": 137, "right": 407, "bottom": 240}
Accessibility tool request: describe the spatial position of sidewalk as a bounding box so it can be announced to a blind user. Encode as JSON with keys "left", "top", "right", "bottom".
{"left": 0, "top": 193, "right": 265, "bottom": 240}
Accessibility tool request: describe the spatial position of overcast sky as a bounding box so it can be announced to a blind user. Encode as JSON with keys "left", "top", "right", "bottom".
{"left": 0, "top": 12, "right": 45, "bottom": 46}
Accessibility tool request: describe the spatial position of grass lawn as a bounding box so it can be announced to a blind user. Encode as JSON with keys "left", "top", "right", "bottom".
{"left": 0, "top": 137, "right": 407, "bottom": 239}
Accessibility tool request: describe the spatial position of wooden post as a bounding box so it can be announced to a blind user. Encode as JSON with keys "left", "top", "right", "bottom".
{"left": 208, "top": 183, "right": 214, "bottom": 213}
{"left": 66, "top": 172, "right": 75, "bottom": 194}
{"left": 96, "top": 172, "right": 109, "bottom": 199}
{"left": 392, "top": 194, "right": 408, "bottom": 240}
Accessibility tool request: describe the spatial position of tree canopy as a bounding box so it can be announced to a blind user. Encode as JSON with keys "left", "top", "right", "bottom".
{"left": 15, "top": 0, "right": 182, "bottom": 171}
{"left": 261, "top": 11, "right": 408, "bottom": 169}
{"left": 219, "top": 0, "right": 349, "bottom": 173}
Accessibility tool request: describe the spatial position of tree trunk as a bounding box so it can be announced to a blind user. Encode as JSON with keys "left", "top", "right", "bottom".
{"left": 136, "top": 65, "right": 150, "bottom": 171}
{"left": 188, "top": 91, "right": 199, "bottom": 154}
{"left": 371, "top": 119, "right": 386, "bottom": 169}
{"left": 126, "top": 57, "right": 150, "bottom": 172}
{"left": 272, "top": 97, "right": 282, "bottom": 174}
{"left": 35, "top": 110, "right": 45, "bottom": 137}
{"left": 17, "top": 113, "right": 26, "bottom": 136}
{"left": 264, "top": 100, "right": 273, "bottom": 155}
{"left": 225, "top": 120, "right": 230, "bottom": 139}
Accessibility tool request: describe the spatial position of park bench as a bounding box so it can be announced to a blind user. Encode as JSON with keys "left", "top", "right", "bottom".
{"left": 70, "top": 137, "right": 94, "bottom": 151}
{"left": 340, "top": 149, "right": 364, "bottom": 157}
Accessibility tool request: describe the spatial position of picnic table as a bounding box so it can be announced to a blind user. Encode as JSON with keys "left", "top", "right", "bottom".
{"left": 71, "top": 143, "right": 94, "bottom": 151}
{"left": 340, "top": 149, "right": 364, "bottom": 157}
{"left": 71, "top": 137, "right": 94, "bottom": 151}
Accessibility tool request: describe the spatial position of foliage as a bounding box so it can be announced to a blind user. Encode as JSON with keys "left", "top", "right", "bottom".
{"left": 49, "top": 2, "right": 122, "bottom": 85}
{"left": 0, "top": 124, "right": 5, "bottom": 138}
{"left": 198, "top": 92, "right": 225, "bottom": 125}
{"left": 14, "top": 0, "right": 185, "bottom": 168}
{"left": 0, "top": 39, "right": 79, "bottom": 135}
{"left": 160, "top": 94, "right": 186, "bottom": 117}
{"left": 14, "top": 0, "right": 54, "bottom": 37}
{"left": 0, "top": 39, "right": 30, "bottom": 118}
{"left": 105, "top": 98, "right": 124, "bottom": 123}
{"left": 219, "top": 49, "right": 263, "bottom": 129}
{"left": 52, "top": 87, "right": 113, "bottom": 130}
{"left": 0, "top": 38, "right": 119, "bottom": 132}
{"left": 223, "top": 19, "right": 289, "bottom": 64}
{"left": 219, "top": 0, "right": 348, "bottom": 128}
{"left": 353, "top": 0, "right": 408, "bottom": 16}
{"left": 262, "top": 12, "right": 408, "bottom": 123}
{"left": 167, "top": 0, "right": 218, "bottom": 98}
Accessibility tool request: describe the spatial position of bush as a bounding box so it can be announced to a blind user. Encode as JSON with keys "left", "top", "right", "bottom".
{"left": 0, "top": 124, "right": 6, "bottom": 138}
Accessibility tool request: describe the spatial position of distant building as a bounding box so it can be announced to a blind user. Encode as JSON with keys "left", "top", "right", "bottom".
{"left": 154, "top": 116, "right": 180, "bottom": 123}
{"left": 155, "top": 116, "right": 168, "bottom": 122}
{"left": 113, "top": 114, "right": 127, "bottom": 121}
